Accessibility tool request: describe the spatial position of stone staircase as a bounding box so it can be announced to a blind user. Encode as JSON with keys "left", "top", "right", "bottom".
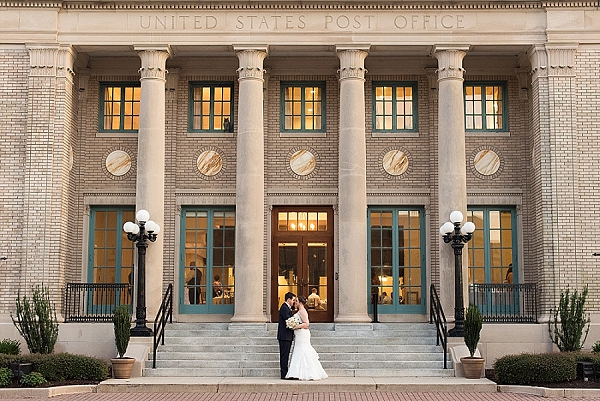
{"left": 145, "top": 322, "right": 453, "bottom": 378}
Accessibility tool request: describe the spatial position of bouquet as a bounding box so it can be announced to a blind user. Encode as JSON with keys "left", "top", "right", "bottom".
{"left": 286, "top": 314, "right": 301, "bottom": 329}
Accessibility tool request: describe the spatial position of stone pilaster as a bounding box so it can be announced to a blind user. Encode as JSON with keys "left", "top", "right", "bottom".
{"left": 432, "top": 45, "right": 469, "bottom": 325}
{"left": 23, "top": 44, "right": 76, "bottom": 311}
{"left": 528, "top": 44, "right": 579, "bottom": 319}
{"left": 135, "top": 46, "right": 170, "bottom": 319}
{"left": 335, "top": 46, "right": 371, "bottom": 323}
{"left": 230, "top": 46, "right": 268, "bottom": 323}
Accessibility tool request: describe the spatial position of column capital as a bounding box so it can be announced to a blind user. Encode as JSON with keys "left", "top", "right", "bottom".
{"left": 546, "top": 43, "right": 578, "bottom": 77}
{"left": 135, "top": 46, "right": 171, "bottom": 81}
{"left": 431, "top": 45, "right": 469, "bottom": 81}
{"left": 528, "top": 44, "right": 547, "bottom": 82}
{"left": 234, "top": 46, "right": 268, "bottom": 80}
{"left": 336, "top": 45, "right": 370, "bottom": 81}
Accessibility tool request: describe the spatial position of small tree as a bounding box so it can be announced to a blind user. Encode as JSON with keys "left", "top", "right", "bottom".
{"left": 11, "top": 285, "right": 59, "bottom": 354}
{"left": 113, "top": 305, "right": 131, "bottom": 358}
{"left": 464, "top": 303, "right": 483, "bottom": 357}
{"left": 548, "top": 286, "right": 590, "bottom": 352}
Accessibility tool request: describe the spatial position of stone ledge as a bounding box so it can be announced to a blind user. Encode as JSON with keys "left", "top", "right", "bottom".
{"left": 0, "top": 384, "right": 96, "bottom": 399}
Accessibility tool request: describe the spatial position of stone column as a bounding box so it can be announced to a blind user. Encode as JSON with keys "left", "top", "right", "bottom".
{"left": 335, "top": 46, "right": 372, "bottom": 323}
{"left": 135, "top": 46, "right": 170, "bottom": 319}
{"left": 432, "top": 46, "right": 469, "bottom": 324}
{"left": 230, "top": 46, "right": 268, "bottom": 323}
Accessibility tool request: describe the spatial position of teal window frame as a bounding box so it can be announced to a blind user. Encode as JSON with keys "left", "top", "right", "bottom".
{"left": 188, "top": 82, "right": 234, "bottom": 133}
{"left": 464, "top": 82, "right": 508, "bottom": 132}
{"left": 179, "top": 207, "right": 235, "bottom": 314}
{"left": 367, "top": 207, "right": 426, "bottom": 314}
{"left": 98, "top": 82, "right": 141, "bottom": 133}
{"left": 280, "top": 82, "right": 326, "bottom": 132}
{"left": 465, "top": 207, "right": 518, "bottom": 285}
{"left": 87, "top": 207, "right": 136, "bottom": 310}
{"left": 372, "top": 81, "right": 418, "bottom": 132}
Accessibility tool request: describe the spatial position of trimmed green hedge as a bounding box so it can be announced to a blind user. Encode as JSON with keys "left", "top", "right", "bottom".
{"left": 0, "top": 353, "right": 109, "bottom": 382}
{"left": 494, "top": 352, "right": 585, "bottom": 385}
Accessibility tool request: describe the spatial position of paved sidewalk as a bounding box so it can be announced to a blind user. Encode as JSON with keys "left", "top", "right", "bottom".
{"left": 3, "top": 377, "right": 600, "bottom": 400}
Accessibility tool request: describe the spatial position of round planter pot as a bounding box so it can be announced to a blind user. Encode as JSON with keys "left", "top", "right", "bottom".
{"left": 460, "top": 356, "right": 485, "bottom": 379}
{"left": 111, "top": 357, "right": 135, "bottom": 379}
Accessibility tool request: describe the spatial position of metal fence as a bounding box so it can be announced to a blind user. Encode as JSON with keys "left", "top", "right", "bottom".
{"left": 469, "top": 283, "right": 538, "bottom": 323}
{"left": 64, "top": 283, "right": 133, "bottom": 322}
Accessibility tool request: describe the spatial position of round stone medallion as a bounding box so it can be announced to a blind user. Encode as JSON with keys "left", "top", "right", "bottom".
{"left": 105, "top": 150, "right": 132, "bottom": 177}
{"left": 382, "top": 150, "right": 409, "bottom": 176}
{"left": 474, "top": 149, "right": 500, "bottom": 176}
{"left": 290, "top": 149, "right": 316, "bottom": 176}
{"left": 197, "top": 150, "right": 223, "bottom": 177}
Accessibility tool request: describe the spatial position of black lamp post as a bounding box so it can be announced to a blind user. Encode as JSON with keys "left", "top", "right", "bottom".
{"left": 440, "top": 210, "right": 475, "bottom": 337}
{"left": 123, "top": 209, "right": 160, "bottom": 337}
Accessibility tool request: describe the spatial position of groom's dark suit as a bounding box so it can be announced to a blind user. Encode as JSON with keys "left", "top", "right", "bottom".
{"left": 277, "top": 301, "right": 294, "bottom": 379}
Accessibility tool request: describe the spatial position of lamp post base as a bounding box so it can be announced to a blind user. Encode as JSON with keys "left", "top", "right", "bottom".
{"left": 448, "top": 326, "right": 464, "bottom": 337}
{"left": 130, "top": 326, "right": 153, "bottom": 337}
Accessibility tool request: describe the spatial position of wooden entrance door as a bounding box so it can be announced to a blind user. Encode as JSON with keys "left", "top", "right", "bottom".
{"left": 271, "top": 207, "right": 334, "bottom": 322}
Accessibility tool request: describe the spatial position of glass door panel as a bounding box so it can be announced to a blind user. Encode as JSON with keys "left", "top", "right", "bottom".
{"left": 307, "top": 242, "right": 328, "bottom": 317}
{"left": 277, "top": 242, "right": 299, "bottom": 308}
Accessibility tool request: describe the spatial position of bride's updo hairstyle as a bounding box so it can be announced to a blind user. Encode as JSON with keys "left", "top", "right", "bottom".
{"left": 297, "top": 295, "right": 308, "bottom": 305}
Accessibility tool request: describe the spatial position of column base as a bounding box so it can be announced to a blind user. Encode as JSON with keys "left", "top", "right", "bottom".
{"left": 230, "top": 314, "right": 268, "bottom": 323}
{"left": 334, "top": 313, "right": 372, "bottom": 323}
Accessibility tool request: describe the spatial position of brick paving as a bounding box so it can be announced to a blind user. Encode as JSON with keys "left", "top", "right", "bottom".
{"left": 3, "top": 392, "right": 600, "bottom": 401}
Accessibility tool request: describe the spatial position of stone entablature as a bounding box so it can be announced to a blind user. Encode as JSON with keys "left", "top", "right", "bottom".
{"left": 3, "top": 3, "right": 600, "bottom": 46}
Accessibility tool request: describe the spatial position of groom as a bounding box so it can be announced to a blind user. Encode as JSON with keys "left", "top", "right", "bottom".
{"left": 277, "top": 291, "right": 296, "bottom": 379}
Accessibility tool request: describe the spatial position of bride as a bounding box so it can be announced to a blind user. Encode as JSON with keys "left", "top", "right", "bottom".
{"left": 286, "top": 295, "right": 328, "bottom": 380}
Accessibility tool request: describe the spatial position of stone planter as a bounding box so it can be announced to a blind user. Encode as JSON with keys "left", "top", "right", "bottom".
{"left": 110, "top": 357, "right": 135, "bottom": 379}
{"left": 460, "top": 356, "right": 485, "bottom": 379}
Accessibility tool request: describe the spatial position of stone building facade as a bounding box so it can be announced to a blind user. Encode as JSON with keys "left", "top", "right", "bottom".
{"left": 1, "top": 0, "right": 599, "bottom": 363}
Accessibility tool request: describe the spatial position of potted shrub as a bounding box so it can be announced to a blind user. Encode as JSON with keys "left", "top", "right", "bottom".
{"left": 110, "top": 305, "right": 135, "bottom": 379}
{"left": 461, "top": 303, "right": 485, "bottom": 379}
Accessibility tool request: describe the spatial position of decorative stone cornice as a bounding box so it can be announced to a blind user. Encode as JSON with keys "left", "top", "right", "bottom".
{"left": 50, "top": 1, "right": 548, "bottom": 10}
{"left": 9, "top": 1, "right": 600, "bottom": 10}
{"left": 135, "top": 46, "right": 171, "bottom": 81}
{"left": 234, "top": 46, "right": 268, "bottom": 81}
{"left": 336, "top": 46, "right": 369, "bottom": 81}
{"left": 546, "top": 44, "right": 577, "bottom": 77}
{"left": 432, "top": 46, "right": 469, "bottom": 81}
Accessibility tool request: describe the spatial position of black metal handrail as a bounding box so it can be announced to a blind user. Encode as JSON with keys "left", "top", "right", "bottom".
{"left": 64, "top": 283, "right": 132, "bottom": 322}
{"left": 469, "top": 283, "right": 538, "bottom": 323}
{"left": 429, "top": 283, "right": 448, "bottom": 369}
{"left": 153, "top": 283, "right": 173, "bottom": 368}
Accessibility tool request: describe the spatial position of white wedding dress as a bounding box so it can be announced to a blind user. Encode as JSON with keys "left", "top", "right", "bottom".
{"left": 286, "top": 313, "right": 328, "bottom": 380}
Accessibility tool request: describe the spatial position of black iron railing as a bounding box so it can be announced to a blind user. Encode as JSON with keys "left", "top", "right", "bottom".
{"left": 469, "top": 283, "right": 538, "bottom": 323}
{"left": 64, "top": 283, "right": 133, "bottom": 322}
{"left": 429, "top": 284, "right": 448, "bottom": 369}
{"left": 153, "top": 283, "right": 173, "bottom": 368}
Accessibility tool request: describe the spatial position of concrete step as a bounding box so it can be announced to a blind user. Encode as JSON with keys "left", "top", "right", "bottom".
{"left": 147, "top": 323, "right": 452, "bottom": 378}
{"left": 151, "top": 351, "right": 446, "bottom": 362}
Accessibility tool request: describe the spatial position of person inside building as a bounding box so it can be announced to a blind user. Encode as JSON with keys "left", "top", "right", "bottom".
{"left": 381, "top": 291, "right": 392, "bottom": 305}
{"left": 187, "top": 261, "right": 203, "bottom": 304}
{"left": 213, "top": 275, "right": 223, "bottom": 297}
{"left": 307, "top": 287, "right": 321, "bottom": 309}
{"left": 504, "top": 264, "right": 513, "bottom": 284}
